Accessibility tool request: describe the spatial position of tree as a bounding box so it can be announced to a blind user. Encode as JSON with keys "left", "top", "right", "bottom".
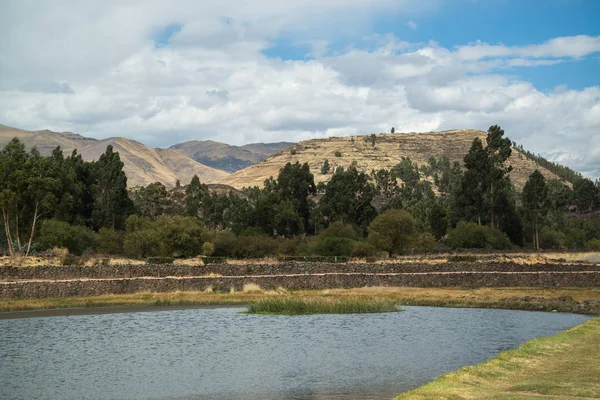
{"left": 91, "top": 145, "right": 133, "bottom": 230}
{"left": 458, "top": 138, "right": 488, "bottom": 225}
{"left": 185, "top": 175, "right": 210, "bottom": 218}
{"left": 135, "top": 182, "right": 171, "bottom": 220}
{"left": 276, "top": 162, "right": 316, "bottom": 231}
{"left": 485, "top": 125, "right": 512, "bottom": 227}
{"left": 321, "top": 159, "right": 330, "bottom": 175}
{"left": 367, "top": 209, "right": 416, "bottom": 256}
{"left": 573, "top": 178, "right": 598, "bottom": 213}
{"left": 522, "top": 170, "right": 547, "bottom": 250}
{"left": 391, "top": 127, "right": 395, "bottom": 134}
{"left": 319, "top": 166, "right": 377, "bottom": 232}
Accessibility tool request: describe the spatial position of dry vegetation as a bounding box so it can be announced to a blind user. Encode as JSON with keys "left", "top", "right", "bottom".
{"left": 217, "top": 130, "right": 563, "bottom": 190}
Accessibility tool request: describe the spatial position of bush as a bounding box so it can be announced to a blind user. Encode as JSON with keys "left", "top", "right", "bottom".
{"left": 539, "top": 227, "right": 566, "bottom": 249}
{"left": 446, "top": 221, "right": 512, "bottom": 250}
{"left": 97, "top": 227, "right": 122, "bottom": 254}
{"left": 201, "top": 242, "right": 215, "bottom": 256}
{"left": 231, "top": 234, "right": 279, "bottom": 258}
{"left": 447, "top": 255, "right": 478, "bottom": 263}
{"left": 585, "top": 238, "right": 600, "bottom": 251}
{"left": 351, "top": 241, "right": 379, "bottom": 258}
{"left": 38, "top": 219, "right": 98, "bottom": 255}
{"left": 123, "top": 215, "right": 205, "bottom": 258}
{"left": 367, "top": 209, "right": 416, "bottom": 256}
{"left": 319, "top": 221, "right": 359, "bottom": 240}
{"left": 334, "top": 151, "right": 342, "bottom": 157}
{"left": 213, "top": 230, "right": 237, "bottom": 257}
{"left": 413, "top": 233, "right": 437, "bottom": 252}
{"left": 310, "top": 237, "right": 356, "bottom": 257}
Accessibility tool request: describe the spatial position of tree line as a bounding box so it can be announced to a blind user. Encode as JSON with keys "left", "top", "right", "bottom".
{"left": 1, "top": 125, "right": 600, "bottom": 259}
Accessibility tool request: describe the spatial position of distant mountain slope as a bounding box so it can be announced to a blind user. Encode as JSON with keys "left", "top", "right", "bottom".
{"left": 0, "top": 124, "right": 229, "bottom": 187}
{"left": 169, "top": 140, "right": 292, "bottom": 172}
{"left": 216, "top": 129, "right": 565, "bottom": 190}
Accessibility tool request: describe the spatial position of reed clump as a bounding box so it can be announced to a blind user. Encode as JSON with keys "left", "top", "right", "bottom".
{"left": 245, "top": 296, "right": 401, "bottom": 315}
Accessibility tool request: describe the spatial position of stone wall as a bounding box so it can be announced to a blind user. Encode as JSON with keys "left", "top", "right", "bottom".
{"left": 2, "top": 271, "right": 600, "bottom": 299}
{"left": 1, "top": 261, "right": 597, "bottom": 281}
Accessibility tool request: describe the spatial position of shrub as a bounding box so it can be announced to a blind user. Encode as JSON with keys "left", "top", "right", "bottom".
{"left": 447, "top": 255, "right": 478, "bottom": 263}
{"left": 38, "top": 219, "right": 98, "bottom": 255}
{"left": 446, "top": 221, "right": 512, "bottom": 250}
{"left": 97, "top": 227, "right": 122, "bottom": 254}
{"left": 334, "top": 151, "right": 342, "bottom": 157}
{"left": 367, "top": 209, "right": 416, "bottom": 256}
{"left": 231, "top": 234, "right": 279, "bottom": 258}
{"left": 413, "top": 233, "right": 437, "bottom": 252}
{"left": 310, "top": 237, "right": 356, "bottom": 257}
{"left": 585, "top": 238, "right": 600, "bottom": 251}
{"left": 319, "top": 221, "right": 359, "bottom": 240}
{"left": 201, "top": 242, "right": 215, "bottom": 256}
{"left": 351, "top": 241, "right": 379, "bottom": 258}
{"left": 539, "top": 227, "right": 566, "bottom": 249}
{"left": 213, "top": 230, "right": 237, "bottom": 257}
{"left": 123, "top": 215, "right": 205, "bottom": 258}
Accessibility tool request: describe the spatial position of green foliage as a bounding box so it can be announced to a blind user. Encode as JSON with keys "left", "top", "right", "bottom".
{"left": 319, "top": 166, "right": 377, "bottom": 232}
{"left": 413, "top": 233, "right": 437, "bottom": 252}
{"left": 310, "top": 237, "right": 356, "bottom": 257}
{"left": 201, "top": 242, "right": 215, "bottom": 256}
{"left": 134, "top": 182, "right": 171, "bottom": 220}
{"left": 367, "top": 209, "right": 416, "bottom": 256}
{"left": 97, "top": 227, "right": 122, "bottom": 254}
{"left": 446, "top": 221, "right": 512, "bottom": 250}
{"left": 391, "top": 127, "right": 395, "bottom": 134}
{"left": 38, "top": 219, "right": 98, "bottom": 255}
{"left": 230, "top": 234, "right": 279, "bottom": 258}
{"left": 290, "top": 147, "right": 297, "bottom": 155}
{"left": 92, "top": 145, "right": 133, "bottom": 230}
{"left": 573, "top": 178, "right": 599, "bottom": 213}
{"left": 522, "top": 170, "right": 547, "bottom": 250}
{"left": 334, "top": 151, "right": 342, "bottom": 157}
{"left": 447, "top": 255, "right": 478, "bottom": 263}
{"left": 246, "top": 296, "right": 401, "bottom": 315}
{"left": 513, "top": 142, "right": 582, "bottom": 183}
{"left": 319, "top": 221, "right": 359, "bottom": 240}
{"left": 539, "top": 227, "right": 566, "bottom": 249}
{"left": 123, "top": 215, "right": 205, "bottom": 258}
{"left": 370, "top": 134, "right": 377, "bottom": 147}
{"left": 585, "top": 238, "right": 600, "bottom": 251}
{"left": 321, "top": 159, "right": 330, "bottom": 174}
{"left": 351, "top": 241, "right": 379, "bottom": 258}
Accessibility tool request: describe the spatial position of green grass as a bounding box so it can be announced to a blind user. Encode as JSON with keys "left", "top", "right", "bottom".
{"left": 245, "top": 296, "right": 401, "bottom": 315}
{"left": 395, "top": 317, "right": 600, "bottom": 399}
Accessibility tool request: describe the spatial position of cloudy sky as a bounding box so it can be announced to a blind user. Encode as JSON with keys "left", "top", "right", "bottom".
{"left": 1, "top": 0, "right": 599, "bottom": 177}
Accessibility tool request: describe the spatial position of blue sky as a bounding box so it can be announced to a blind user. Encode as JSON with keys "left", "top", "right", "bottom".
{"left": 263, "top": 0, "right": 600, "bottom": 91}
{"left": 1, "top": 0, "right": 599, "bottom": 177}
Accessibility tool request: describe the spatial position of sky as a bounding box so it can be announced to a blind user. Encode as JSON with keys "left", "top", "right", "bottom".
{"left": 0, "top": 0, "right": 599, "bottom": 177}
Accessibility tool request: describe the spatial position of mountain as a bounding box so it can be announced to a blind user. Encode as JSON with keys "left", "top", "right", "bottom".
{"left": 216, "top": 129, "right": 566, "bottom": 190}
{"left": 0, "top": 124, "right": 229, "bottom": 187}
{"left": 168, "top": 140, "right": 292, "bottom": 172}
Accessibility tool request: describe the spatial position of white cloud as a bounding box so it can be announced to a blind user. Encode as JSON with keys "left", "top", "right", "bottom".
{"left": 407, "top": 20, "right": 418, "bottom": 29}
{"left": 0, "top": 1, "right": 599, "bottom": 178}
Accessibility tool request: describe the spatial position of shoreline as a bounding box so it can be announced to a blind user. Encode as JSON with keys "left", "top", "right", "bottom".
{"left": 1, "top": 287, "right": 600, "bottom": 318}
{"left": 0, "top": 303, "right": 242, "bottom": 320}
{"left": 395, "top": 317, "right": 600, "bottom": 399}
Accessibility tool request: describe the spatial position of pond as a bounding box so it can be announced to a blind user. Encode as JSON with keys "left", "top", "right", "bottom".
{"left": 0, "top": 306, "right": 589, "bottom": 400}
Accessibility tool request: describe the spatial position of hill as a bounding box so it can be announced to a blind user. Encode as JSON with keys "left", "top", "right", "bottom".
{"left": 0, "top": 124, "right": 229, "bottom": 187}
{"left": 168, "top": 140, "right": 292, "bottom": 172}
{"left": 216, "top": 129, "right": 565, "bottom": 190}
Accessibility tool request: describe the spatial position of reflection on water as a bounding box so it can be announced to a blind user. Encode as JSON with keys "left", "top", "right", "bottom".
{"left": 0, "top": 306, "right": 589, "bottom": 400}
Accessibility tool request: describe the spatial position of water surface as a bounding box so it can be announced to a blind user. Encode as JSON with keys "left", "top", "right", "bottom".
{"left": 0, "top": 306, "right": 589, "bottom": 400}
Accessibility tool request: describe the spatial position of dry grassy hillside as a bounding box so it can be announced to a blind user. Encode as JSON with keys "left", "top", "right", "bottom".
{"left": 217, "top": 129, "right": 562, "bottom": 190}
{"left": 0, "top": 124, "right": 229, "bottom": 187}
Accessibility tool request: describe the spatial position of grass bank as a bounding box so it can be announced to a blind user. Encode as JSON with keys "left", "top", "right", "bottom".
{"left": 245, "top": 296, "right": 401, "bottom": 315}
{"left": 1, "top": 287, "right": 599, "bottom": 315}
{"left": 395, "top": 317, "right": 600, "bottom": 399}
